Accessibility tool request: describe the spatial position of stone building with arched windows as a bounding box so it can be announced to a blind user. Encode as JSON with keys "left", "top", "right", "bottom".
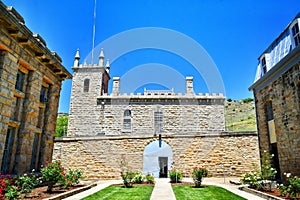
{"left": 54, "top": 48, "right": 260, "bottom": 180}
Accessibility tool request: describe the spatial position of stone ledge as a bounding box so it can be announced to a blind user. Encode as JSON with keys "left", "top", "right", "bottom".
{"left": 44, "top": 183, "right": 97, "bottom": 200}
{"left": 239, "top": 186, "right": 284, "bottom": 200}
{"left": 55, "top": 131, "right": 257, "bottom": 142}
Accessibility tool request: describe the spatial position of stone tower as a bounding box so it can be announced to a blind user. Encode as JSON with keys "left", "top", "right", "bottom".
{"left": 68, "top": 49, "right": 110, "bottom": 136}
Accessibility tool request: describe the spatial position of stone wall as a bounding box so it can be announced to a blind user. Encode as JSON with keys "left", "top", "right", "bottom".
{"left": 254, "top": 63, "right": 300, "bottom": 177}
{"left": 0, "top": 2, "right": 71, "bottom": 174}
{"left": 96, "top": 96, "right": 225, "bottom": 136}
{"left": 53, "top": 132, "right": 259, "bottom": 180}
{"left": 68, "top": 93, "right": 226, "bottom": 137}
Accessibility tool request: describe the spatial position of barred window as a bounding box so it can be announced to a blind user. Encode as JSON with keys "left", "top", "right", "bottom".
{"left": 154, "top": 111, "right": 163, "bottom": 133}
{"left": 15, "top": 70, "right": 25, "bottom": 91}
{"left": 84, "top": 79, "right": 90, "bottom": 92}
{"left": 265, "top": 102, "right": 274, "bottom": 121}
{"left": 123, "top": 110, "right": 131, "bottom": 130}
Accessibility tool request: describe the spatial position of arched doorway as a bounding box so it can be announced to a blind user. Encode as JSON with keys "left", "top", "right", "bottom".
{"left": 143, "top": 140, "right": 173, "bottom": 178}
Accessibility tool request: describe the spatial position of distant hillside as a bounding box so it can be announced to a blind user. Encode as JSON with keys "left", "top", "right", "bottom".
{"left": 225, "top": 98, "right": 257, "bottom": 132}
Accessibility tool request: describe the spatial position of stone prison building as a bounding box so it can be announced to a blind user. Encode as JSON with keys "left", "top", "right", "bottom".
{"left": 54, "top": 49, "right": 259, "bottom": 180}
{"left": 0, "top": 2, "right": 71, "bottom": 175}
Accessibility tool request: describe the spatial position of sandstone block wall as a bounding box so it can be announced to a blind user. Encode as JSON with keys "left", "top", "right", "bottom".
{"left": 68, "top": 94, "right": 225, "bottom": 136}
{"left": 254, "top": 63, "right": 300, "bottom": 177}
{"left": 0, "top": 2, "right": 71, "bottom": 174}
{"left": 53, "top": 132, "right": 259, "bottom": 180}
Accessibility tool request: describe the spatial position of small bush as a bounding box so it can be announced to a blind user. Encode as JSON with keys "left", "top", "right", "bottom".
{"left": 63, "top": 169, "right": 83, "bottom": 189}
{"left": 278, "top": 173, "right": 300, "bottom": 199}
{"left": 41, "top": 160, "right": 66, "bottom": 193}
{"left": 240, "top": 171, "right": 262, "bottom": 189}
{"left": 192, "top": 166, "right": 208, "bottom": 187}
{"left": 132, "top": 171, "right": 144, "bottom": 184}
{"left": 169, "top": 168, "right": 182, "bottom": 183}
{"left": 14, "top": 172, "right": 39, "bottom": 196}
{"left": 120, "top": 170, "right": 135, "bottom": 188}
{"left": 227, "top": 98, "right": 232, "bottom": 102}
{"left": 144, "top": 173, "right": 155, "bottom": 184}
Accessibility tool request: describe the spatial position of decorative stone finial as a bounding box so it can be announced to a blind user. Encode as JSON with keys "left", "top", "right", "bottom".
{"left": 112, "top": 77, "right": 120, "bottom": 96}
{"left": 186, "top": 76, "right": 194, "bottom": 95}
{"left": 73, "top": 48, "right": 80, "bottom": 67}
{"left": 99, "top": 48, "right": 104, "bottom": 67}
{"left": 105, "top": 59, "right": 110, "bottom": 73}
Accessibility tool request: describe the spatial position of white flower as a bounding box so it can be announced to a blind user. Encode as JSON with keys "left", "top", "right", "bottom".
{"left": 287, "top": 173, "right": 291, "bottom": 178}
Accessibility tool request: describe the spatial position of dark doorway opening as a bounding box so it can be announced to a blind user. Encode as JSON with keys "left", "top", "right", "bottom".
{"left": 270, "top": 143, "right": 281, "bottom": 180}
{"left": 159, "top": 157, "right": 168, "bottom": 178}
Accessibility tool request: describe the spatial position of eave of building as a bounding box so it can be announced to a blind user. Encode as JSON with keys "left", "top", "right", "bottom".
{"left": 249, "top": 44, "right": 300, "bottom": 92}
{"left": 0, "top": 2, "right": 72, "bottom": 80}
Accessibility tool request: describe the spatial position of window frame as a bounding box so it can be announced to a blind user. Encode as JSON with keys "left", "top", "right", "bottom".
{"left": 291, "top": 22, "right": 300, "bottom": 47}
{"left": 123, "top": 109, "right": 132, "bottom": 130}
{"left": 154, "top": 110, "right": 164, "bottom": 133}
{"left": 84, "top": 78, "right": 90, "bottom": 92}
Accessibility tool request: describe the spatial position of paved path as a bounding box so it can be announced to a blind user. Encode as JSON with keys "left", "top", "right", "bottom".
{"left": 150, "top": 178, "right": 176, "bottom": 200}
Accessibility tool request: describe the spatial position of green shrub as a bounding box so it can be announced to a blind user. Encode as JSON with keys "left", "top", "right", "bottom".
{"left": 63, "top": 169, "right": 83, "bottom": 188}
{"left": 132, "top": 171, "right": 144, "bottom": 184}
{"left": 5, "top": 185, "right": 20, "bottom": 200}
{"left": 144, "top": 173, "right": 155, "bottom": 184}
{"left": 240, "top": 171, "right": 262, "bottom": 189}
{"left": 41, "top": 160, "right": 66, "bottom": 193}
{"left": 192, "top": 166, "right": 208, "bottom": 187}
{"left": 169, "top": 168, "right": 182, "bottom": 183}
{"left": 14, "top": 172, "right": 39, "bottom": 196}
{"left": 120, "top": 170, "right": 135, "bottom": 188}
{"left": 278, "top": 173, "right": 300, "bottom": 199}
{"left": 240, "top": 151, "right": 277, "bottom": 191}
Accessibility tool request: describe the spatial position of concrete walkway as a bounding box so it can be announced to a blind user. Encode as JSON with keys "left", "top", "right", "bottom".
{"left": 150, "top": 178, "right": 176, "bottom": 200}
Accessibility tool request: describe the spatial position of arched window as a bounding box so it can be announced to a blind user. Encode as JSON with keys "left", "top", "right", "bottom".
{"left": 84, "top": 79, "right": 90, "bottom": 92}
{"left": 123, "top": 110, "right": 131, "bottom": 130}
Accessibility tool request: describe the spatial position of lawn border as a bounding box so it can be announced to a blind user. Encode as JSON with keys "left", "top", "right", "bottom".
{"left": 44, "top": 183, "right": 97, "bottom": 200}
{"left": 239, "top": 186, "right": 285, "bottom": 200}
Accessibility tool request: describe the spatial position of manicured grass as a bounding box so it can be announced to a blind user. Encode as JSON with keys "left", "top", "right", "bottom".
{"left": 172, "top": 185, "right": 246, "bottom": 200}
{"left": 82, "top": 185, "right": 154, "bottom": 200}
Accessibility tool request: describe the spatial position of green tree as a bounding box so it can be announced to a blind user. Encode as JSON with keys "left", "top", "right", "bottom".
{"left": 55, "top": 114, "right": 68, "bottom": 137}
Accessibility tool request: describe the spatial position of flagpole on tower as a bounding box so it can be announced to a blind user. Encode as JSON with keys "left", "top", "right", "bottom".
{"left": 91, "top": 0, "right": 97, "bottom": 64}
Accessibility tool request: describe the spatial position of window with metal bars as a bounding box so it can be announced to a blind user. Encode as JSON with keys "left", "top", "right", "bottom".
{"left": 154, "top": 111, "right": 163, "bottom": 133}
{"left": 123, "top": 110, "right": 131, "bottom": 130}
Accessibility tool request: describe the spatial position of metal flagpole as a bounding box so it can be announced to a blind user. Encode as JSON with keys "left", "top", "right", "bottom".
{"left": 91, "top": 0, "right": 97, "bottom": 64}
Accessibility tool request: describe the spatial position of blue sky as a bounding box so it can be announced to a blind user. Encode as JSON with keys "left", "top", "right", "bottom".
{"left": 2, "top": 0, "right": 300, "bottom": 113}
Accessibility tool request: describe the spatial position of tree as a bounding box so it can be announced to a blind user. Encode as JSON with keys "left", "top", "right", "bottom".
{"left": 55, "top": 114, "right": 68, "bottom": 137}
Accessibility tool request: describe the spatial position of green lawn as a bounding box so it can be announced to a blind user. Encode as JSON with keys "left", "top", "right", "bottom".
{"left": 172, "top": 185, "right": 246, "bottom": 200}
{"left": 82, "top": 185, "right": 154, "bottom": 200}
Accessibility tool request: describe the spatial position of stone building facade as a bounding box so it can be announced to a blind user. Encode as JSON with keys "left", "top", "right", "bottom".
{"left": 249, "top": 13, "right": 300, "bottom": 179}
{"left": 55, "top": 49, "right": 260, "bottom": 180}
{"left": 0, "top": 2, "right": 71, "bottom": 174}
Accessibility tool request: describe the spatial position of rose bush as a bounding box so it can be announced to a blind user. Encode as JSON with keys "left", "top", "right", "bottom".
{"left": 192, "top": 166, "right": 208, "bottom": 187}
